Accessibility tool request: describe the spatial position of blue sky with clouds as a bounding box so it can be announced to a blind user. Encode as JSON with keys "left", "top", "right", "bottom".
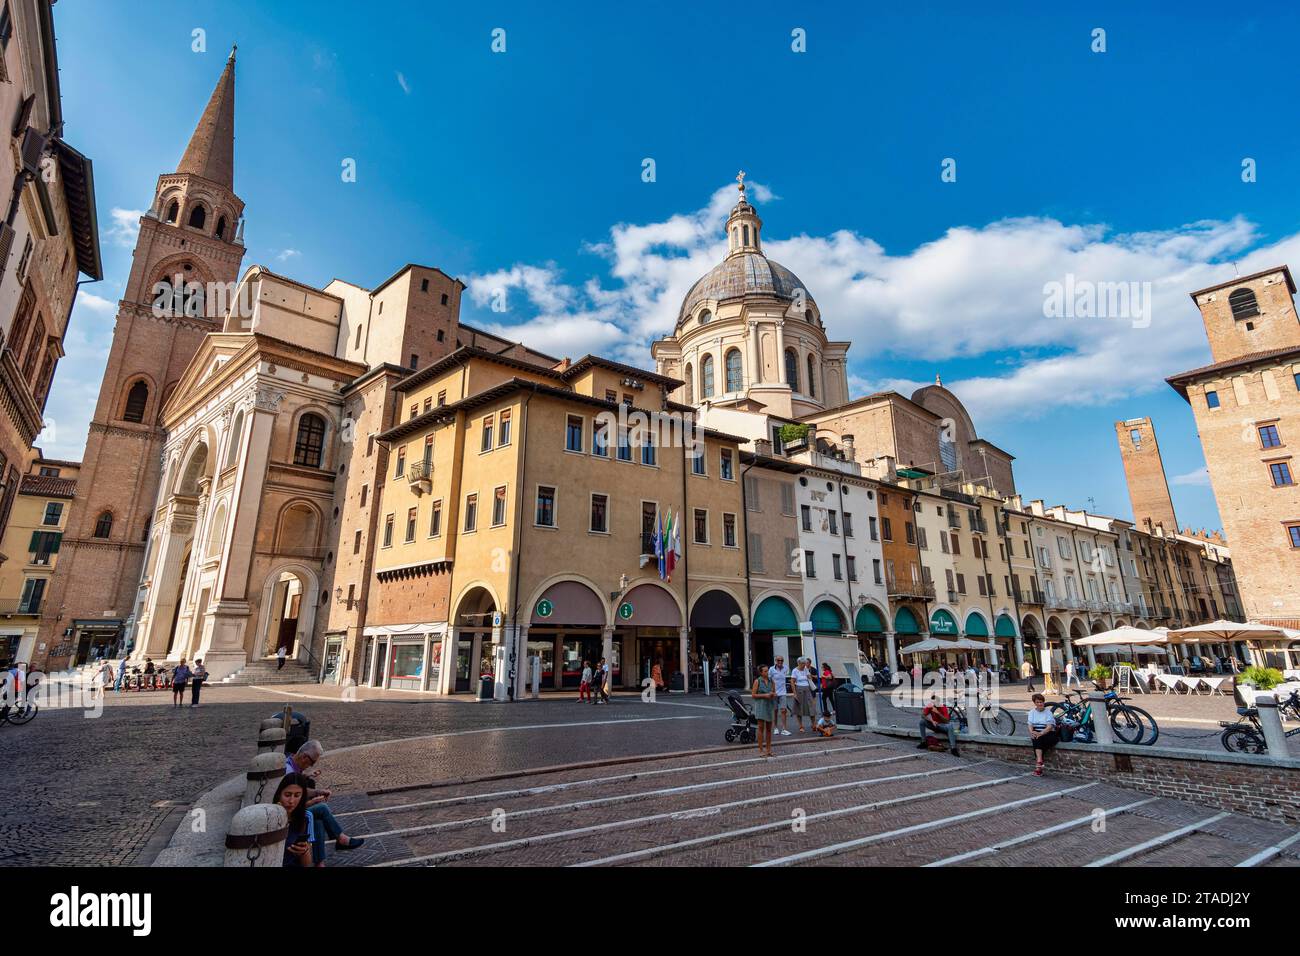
{"left": 45, "top": 0, "right": 1300, "bottom": 533}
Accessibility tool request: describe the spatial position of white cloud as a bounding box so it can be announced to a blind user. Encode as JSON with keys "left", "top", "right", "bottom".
{"left": 106, "top": 208, "right": 145, "bottom": 247}
{"left": 78, "top": 291, "right": 115, "bottom": 314}
{"left": 396, "top": 71, "right": 411, "bottom": 95}
{"left": 276, "top": 248, "right": 301, "bottom": 262}
{"left": 1171, "top": 468, "right": 1212, "bottom": 487}
{"left": 466, "top": 181, "right": 1282, "bottom": 428}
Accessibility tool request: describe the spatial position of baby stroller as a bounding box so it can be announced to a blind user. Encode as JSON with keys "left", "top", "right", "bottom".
{"left": 719, "top": 690, "right": 756, "bottom": 744}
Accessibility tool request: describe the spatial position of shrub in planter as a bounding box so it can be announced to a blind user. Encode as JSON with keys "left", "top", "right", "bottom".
{"left": 778, "top": 424, "right": 811, "bottom": 448}
{"left": 1088, "top": 664, "right": 1112, "bottom": 687}
{"left": 1240, "top": 665, "right": 1285, "bottom": 691}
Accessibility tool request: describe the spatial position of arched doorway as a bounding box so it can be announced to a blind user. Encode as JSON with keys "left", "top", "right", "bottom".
{"left": 752, "top": 595, "right": 800, "bottom": 671}
{"left": 994, "top": 613, "right": 1018, "bottom": 664}
{"left": 263, "top": 571, "right": 304, "bottom": 657}
{"left": 529, "top": 579, "right": 605, "bottom": 691}
{"left": 616, "top": 583, "right": 681, "bottom": 690}
{"left": 448, "top": 585, "right": 498, "bottom": 694}
{"left": 690, "top": 589, "right": 745, "bottom": 688}
{"left": 894, "top": 606, "right": 921, "bottom": 639}
{"left": 854, "top": 603, "right": 886, "bottom": 665}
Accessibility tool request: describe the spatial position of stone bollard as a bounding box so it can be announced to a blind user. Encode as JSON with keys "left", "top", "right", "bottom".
{"left": 963, "top": 683, "right": 980, "bottom": 736}
{"left": 259, "top": 718, "right": 281, "bottom": 733}
{"left": 1255, "top": 694, "right": 1290, "bottom": 760}
{"left": 243, "top": 752, "right": 286, "bottom": 808}
{"left": 257, "top": 727, "right": 286, "bottom": 754}
{"left": 1087, "top": 691, "right": 1115, "bottom": 746}
{"left": 223, "top": 803, "right": 288, "bottom": 868}
{"left": 864, "top": 684, "right": 879, "bottom": 728}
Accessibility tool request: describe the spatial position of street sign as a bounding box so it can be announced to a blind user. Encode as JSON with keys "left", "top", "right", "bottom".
{"left": 618, "top": 601, "right": 634, "bottom": 620}
{"left": 535, "top": 599, "right": 553, "bottom": 619}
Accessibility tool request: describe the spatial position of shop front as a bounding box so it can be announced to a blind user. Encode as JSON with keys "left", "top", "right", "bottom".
{"left": 994, "top": 614, "right": 1018, "bottom": 666}
{"left": 751, "top": 595, "right": 801, "bottom": 672}
{"left": 529, "top": 581, "right": 606, "bottom": 691}
{"left": 690, "top": 589, "right": 746, "bottom": 689}
{"left": 853, "top": 604, "right": 886, "bottom": 665}
{"left": 320, "top": 634, "right": 344, "bottom": 684}
{"left": 73, "top": 619, "right": 123, "bottom": 665}
{"left": 614, "top": 583, "right": 681, "bottom": 691}
{"left": 361, "top": 622, "right": 446, "bottom": 691}
{"left": 963, "top": 612, "right": 994, "bottom": 663}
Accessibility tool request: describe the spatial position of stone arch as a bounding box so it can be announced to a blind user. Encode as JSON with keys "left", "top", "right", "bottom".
{"left": 751, "top": 590, "right": 803, "bottom": 626}
{"left": 186, "top": 201, "right": 208, "bottom": 230}
{"left": 525, "top": 573, "right": 608, "bottom": 627}
{"left": 963, "top": 607, "right": 991, "bottom": 635}
{"left": 205, "top": 498, "right": 228, "bottom": 559}
{"left": 451, "top": 580, "right": 504, "bottom": 625}
{"left": 619, "top": 578, "right": 685, "bottom": 627}
{"left": 254, "top": 562, "right": 320, "bottom": 660}
{"left": 1021, "top": 613, "right": 1042, "bottom": 639}
{"left": 1070, "top": 618, "right": 1088, "bottom": 640}
{"left": 174, "top": 435, "right": 213, "bottom": 497}
{"left": 146, "top": 253, "right": 214, "bottom": 314}
{"left": 274, "top": 499, "right": 322, "bottom": 554}
{"left": 119, "top": 373, "right": 157, "bottom": 424}
{"left": 1045, "top": 615, "right": 1066, "bottom": 640}
{"left": 289, "top": 405, "right": 334, "bottom": 469}
{"left": 1089, "top": 619, "right": 1107, "bottom": 635}
{"left": 689, "top": 586, "right": 747, "bottom": 629}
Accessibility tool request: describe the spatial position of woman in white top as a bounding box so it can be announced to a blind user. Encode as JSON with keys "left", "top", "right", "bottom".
{"left": 1026, "top": 692, "right": 1058, "bottom": 776}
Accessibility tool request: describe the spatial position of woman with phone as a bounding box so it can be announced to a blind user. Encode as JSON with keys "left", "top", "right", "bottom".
{"left": 275, "top": 773, "right": 316, "bottom": 867}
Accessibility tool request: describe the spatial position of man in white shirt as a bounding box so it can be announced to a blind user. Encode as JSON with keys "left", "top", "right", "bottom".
{"left": 1064, "top": 658, "right": 1078, "bottom": 687}
{"left": 768, "top": 656, "right": 791, "bottom": 736}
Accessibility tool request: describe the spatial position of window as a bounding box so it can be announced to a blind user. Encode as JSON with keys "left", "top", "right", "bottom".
{"left": 692, "top": 447, "right": 706, "bottom": 475}
{"left": 188, "top": 204, "right": 206, "bottom": 229}
{"left": 806, "top": 354, "right": 816, "bottom": 398}
{"left": 828, "top": 510, "right": 839, "bottom": 536}
{"left": 869, "top": 516, "right": 878, "bottom": 541}
{"left": 694, "top": 508, "right": 709, "bottom": 544}
{"left": 464, "top": 494, "right": 478, "bottom": 532}
{"left": 873, "top": 558, "right": 882, "bottom": 585}
{"left": 43, "top": 502, "right": 63, "bottom": 526}
{"left": 123, "top": 381, "right": 149, "bottom": 423}
{"left": 785, "top": 349, "right": 800, "bottom": 392}
{"left": 405, "top": 507, "right": 417, "bottom": 543}
{"left": 940, "top": 532, "right": 950, "bottom": 554}
{"left": 93, "top": 511, "right": 113, "bottom": 538}
{"left": 441, "top": 293, "right": 449, "bottom": 305}
{"left": 1260, "top": 424, "right": 1282, "bottom": 448}
{"left": 360, "top": 484, "right": 368, "bottom": 508}
{"left": 382, "top": 514, "right": 394, "bottom": 547}
{"left": 905, "top": 522, "right": 915, "bottom": 545}
{"left": 1205, "top": 390, "right": 1220, "bottom": 409}
{"left": 353, "top": 529, "right": 362, "bottom": 554}
{"left": 843, "top": 512, "right": 853, "bottom": 538}
{"left": 1289, "top": 524, "right": 1300, "bottom": 549}
{"left": 832, "top": 554, "right": 842, "bottom": 580}
{"left": 421, "top": 278, "right": 429, "bottom": 292}
{"left": 1130, "top": 429, "right": 1142, "bottom": 445}
{"left": 294, "top": 414, "right": 327, "bottom": 468}
{"left": 617, "top": 429, "right": 632, "bottom": 461}
{"left": 950, "top": 533, "right": 961, "bottom": 555}
{"left": 499, "top": 409, "right": 512, "bottom": 445}
{"left": 846, "top": 556, "right": 857, "bottom": 581}
{"left": 698, "top": 309, "right": 712, "bottom": 326}
{"left": 725, "top": 349, "right": 742, "bottom": 392}
{"left": 917, "top": 526, "right": 928, "bottom": 549}
{"left": 410, "top": 354, "right": 418, "bottom": 369}
{"left": 684, "top": 364, "right": 694, "bottom": 404}
{"left": 801, "top": 505, "right": 812, "bottom": 532}
{"left": 593, "top": 419, "right": 609, "bottom": 457}
{"left": 804, "top": 550, "right": 816, "bottom": 578}
{"left": 1228, "top": 287, "right": 1259, "bottom": 320}
{"left": 590, "top": 494, "right": 609, "bottom": 533}
{"left": 429, "top": 499, "right": 442, "bottom": 536}
{"left": 423, "top": 434, "right": 434, "bottom": 467}
{"left": 956, "top": 573, "right": 966, "bottom": 594}
{"left": 1270, "top": 462, "right": 1294, "bottom": 487}
{"left": 701, "top": 354, "right": 715, "bottom": 398}
{"left": 720, "top": 448, "right": 734, "bottom": 480}
{"left": 164, "top": 200, "right": 178, "bottom": 223}
{"left": 780, "top": 483, "right": 795, "bottom": 516}
{"left": 481, "top": 416, "right": 494, "bottom": 452}
{"left": 640, "top": 431, "right": 657, "bottom": 466}
{"left": 565, "top": 415, "right": 583, "bottom": 452}
{"left": 410, "top": 404, "right": 418, "bottom": 420}
{"left": 437, "top": 391, "right": 446, "bottom": 406}
{"left": 492, "top": 486, "right": 507, "bottom": 526}
{"left": 536, "top": 486, "right": 556, "bottom": 527}
{"left": 605, "top": 389, "right": 617, "bottom": 403}
{"left": 18, "top": 578, "right": 44, "bottom": 614}
{"left": 723, "top": 513, "right": 737, "bottom": 548}
{"left": 394, "top": 446, "right": 406, "bottom": 478}
{"left": 881, "top": 517, "right": 892, "bottom": 541}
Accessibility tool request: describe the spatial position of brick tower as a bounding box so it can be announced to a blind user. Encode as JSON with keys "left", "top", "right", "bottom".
{"left": 37, "top": 50, "right": 245, "bottom": 668}
{"left": 1115, "top": 416, "right": 1178, "bottom": 532}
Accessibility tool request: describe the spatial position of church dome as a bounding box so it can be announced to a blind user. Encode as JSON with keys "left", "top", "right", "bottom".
{"left": 678, "top": 252, "right": 814, "bottom": 325}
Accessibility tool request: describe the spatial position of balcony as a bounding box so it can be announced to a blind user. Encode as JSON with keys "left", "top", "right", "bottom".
{"left": 946, "top": 512, "right": 961, "bottom": 529}
{"left": 0, "top": 598, "right": 40, "bottom": 616}
{"left": 641, "top": 532, "right": 656, "bottom": 556}
{"left": 888, "top": 579, "right": 935, "bottom": 600}
{"left": 407, "top": 459, "right": 432, "bottom": 495}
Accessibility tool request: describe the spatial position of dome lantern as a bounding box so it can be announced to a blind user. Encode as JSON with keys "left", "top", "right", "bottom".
{"left": 725, "top": 170, "right": 762, "bottom": 257}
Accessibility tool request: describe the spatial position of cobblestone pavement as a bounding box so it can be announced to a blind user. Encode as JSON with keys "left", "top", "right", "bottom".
{"left": 1, "top": 684, "right": 724, "bottom": 866}
{"left": 315, "top": 733, "right": 1300, "bottom": 868}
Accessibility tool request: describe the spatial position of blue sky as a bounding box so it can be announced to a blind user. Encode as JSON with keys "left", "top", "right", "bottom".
{"left": 46, "top": 0, "right": 1300, "bottom": 535}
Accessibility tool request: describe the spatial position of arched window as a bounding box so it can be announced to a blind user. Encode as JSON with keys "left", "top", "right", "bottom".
{"left": 806, "top": 354, "right": 817, "bottom": 398}
{"left": 725, "top": 348, "right": 742, "bottom": 392}
{"left": 805, "top": 308, "right": 815, "bottom": 324}
{"left": 164, "top": 200, "right": 178, "bottom": 223}
{"left": 93, "top": 511, "right": 113, "bottom": 539}
{"left": 1229, "top": 288, "right": 1259, "bottom": 320}
{"left": 225, "top": 409, "right": 245, "bottom": 468}
{"left": 123, "top": 381, "right": 149, "bottom": 423}
{"left": 684, "top": 363, "right": 694, "bottom": 404}
{"left": 785, "top": 348, "right": 800, "bottom": 392}
{"left": 697, "top": 309, "right": 711, "bottom": 326}
{"left": 188, "top": 204, "right": 206, "bottom": 230}
{"left": 293, "top": 413, "right": 327, "bottom": 468}
{"left": 701, "top": 354, "right": 715, "bottom": 398}
{"left": 215, "top": 216, "right": 227, "bottom": 240}
{"left": 742, "top": 225, "right": 750, "bottom": 246}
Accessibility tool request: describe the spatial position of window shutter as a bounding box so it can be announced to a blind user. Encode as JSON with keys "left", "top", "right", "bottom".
{"left": 780, "top": 482, "right": 794, "bottom": 515}
{"left": 748, "top": 532, "right": 764, "bottom": 573}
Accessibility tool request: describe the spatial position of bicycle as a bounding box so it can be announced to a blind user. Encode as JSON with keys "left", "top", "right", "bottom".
{"left": 1051, "top": 687, "right": 1158, "bottom": 745}
{"left": 1220, "top": 705, "right": 1300, "bottom": 754}
{"left": 947, "top": 691, "right": 1016, "bottom": 737}
{"left": 0, "top": 674, "right": 38, "bottom": 726}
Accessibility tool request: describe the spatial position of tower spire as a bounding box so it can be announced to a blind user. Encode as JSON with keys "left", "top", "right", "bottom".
{"left": 177, "top": 49, "right": 236, "bottom": 188}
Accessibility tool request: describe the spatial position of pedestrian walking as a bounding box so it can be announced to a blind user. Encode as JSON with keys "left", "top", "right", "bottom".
{"left": 1064, "top": 658, "right": 1079, "bottom": 688}
{"left": 93, "top": 659, "right": 114, "bottom": 700}
{"left": 1020, "top": 657, "right": 1036, "bottom": 693}
{"left": 171, "top": 659, "right": 191, "bottom": 707}
{"left": 820, "top": 661, "right": 835, "bottom": 717}
{"left": 276, "top": 644, "right": 288, "bottom": 671}
{"left": 190, "top": 658, "right": 208, "bottom": 707}
{"left": 578, "top": 660, "right": 592, "bottom": 702}
{"left": 791, "top": 658, "right": 817, "bottom": 733}
{"left": 768, "top": 655, "right": 790, "bottom": 736}
{"left": 593, "top": 658, "right": 610, "bottom": 704}
{"left": 114, "top": 659, "right": 126, "bottom": 692}
{"left": 917, "top": 695, "right": 960, "bottom": 756}
{"left": 1027, "top": 693, "right": 1059, "bottom": 776}
{"left": 751, "top": 664, "right": 776, "bottom": 757}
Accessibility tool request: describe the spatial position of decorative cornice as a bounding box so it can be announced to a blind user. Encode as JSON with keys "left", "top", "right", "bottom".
{"left": 376, "top": 560, "right": 453, "bottom": 583}
{"left": 89, "top": 421, "right": 160, "bottom": 442}
{"left": 254, "top": 386, "right": 286, "bottom": 412}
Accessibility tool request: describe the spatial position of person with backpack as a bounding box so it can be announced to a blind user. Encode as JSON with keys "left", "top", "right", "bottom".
{"left": 170, "top": 659, "right": 191, "bottom": 708}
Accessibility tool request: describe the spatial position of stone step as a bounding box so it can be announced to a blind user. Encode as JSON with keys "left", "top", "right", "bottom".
{"left": 220, "top": 659, "right": 318, "bottom": 686}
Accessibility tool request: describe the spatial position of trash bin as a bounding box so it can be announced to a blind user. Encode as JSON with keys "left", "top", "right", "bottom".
{"left": 669, "top": 671, "right": 685, "bottom": 692}
{"left": 478, "top": 675, "right": 495, "bottom": 700}
{"left": 833, "top": 683, "right": 866, "bottom": 728}
{"left": 271, "top": 711, "right": 310, "bottom": 756}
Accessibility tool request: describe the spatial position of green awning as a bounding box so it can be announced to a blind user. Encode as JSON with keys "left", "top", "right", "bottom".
{"left": 894, "top": 606, "right": 920, "bottom": 635}
{"left": 810, "top": 601, "right": 845, "bottom": 633}
{"left": 964, "top": 613, "right": 990, "bottom": 637}
{"left": 753, "top": 596, "right": 798, "bottom": 632}
{"left": 929, "top": 609, "right": 958, "bottom": 635}
{"left": 995, "top": 614, "right": 1017, "bottom": 638}
{"left": 855, "top": 604, "right": 884, "bottom": 633}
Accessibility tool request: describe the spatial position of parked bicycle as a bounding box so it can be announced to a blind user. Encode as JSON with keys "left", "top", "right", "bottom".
{"left": 947, "top": 692, "right": 1016, "bottom": 737}
{"left": 1220, "top": 704, "right": 1300, "bottom": 754}
{"left": 1051, "top": 687, "right": 1159, "bottom": 745}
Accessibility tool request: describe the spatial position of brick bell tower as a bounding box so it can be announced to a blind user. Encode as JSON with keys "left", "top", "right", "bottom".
{"left": 38, "top": 49, "right": 246, "bottom": 668}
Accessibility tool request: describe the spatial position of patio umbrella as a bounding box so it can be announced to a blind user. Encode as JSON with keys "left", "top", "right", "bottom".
{"left": 899, "top": 637, "right": 996, "bottom": 654}
{"left": 1166, "top": 620, "right": 1289, "bottom": 642}
{"left": 1072, "top": 625, "right": 1169, "bottom": 647}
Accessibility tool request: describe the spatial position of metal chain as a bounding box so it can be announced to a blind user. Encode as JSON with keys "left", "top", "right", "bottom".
{"left": 246, "top": 842, "right": 262, "bottom": 866}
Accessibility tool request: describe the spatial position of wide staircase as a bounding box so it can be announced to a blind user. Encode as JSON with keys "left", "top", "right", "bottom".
{"left": 220, "top": 657, "right": 318, "bottom": 686}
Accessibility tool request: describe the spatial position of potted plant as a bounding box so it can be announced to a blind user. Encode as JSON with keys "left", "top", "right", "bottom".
{"left": 1236, "top": 665, "right": 1285, "bottom": 704}
{"left": 1088, "top": 664, "right": 1113, "bottom": 689}
{"left": 778, "top": 423, "right": 811, "bottom": 452}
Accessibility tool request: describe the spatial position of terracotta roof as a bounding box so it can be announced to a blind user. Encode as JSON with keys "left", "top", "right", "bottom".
{"left": 19, "top": 474, "right": 76, "bottom": 498}
{"left": 1166, "top": 345, "right": 1300, "bottom": 398}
